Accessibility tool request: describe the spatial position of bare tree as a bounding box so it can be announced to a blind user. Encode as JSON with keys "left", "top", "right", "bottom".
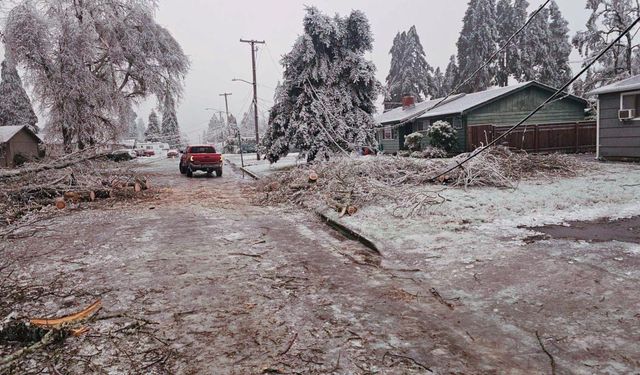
{"left": 3, "top": 0, "right": 190, "bottom": 152}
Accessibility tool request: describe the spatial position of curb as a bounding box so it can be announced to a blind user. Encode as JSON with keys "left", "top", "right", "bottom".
{"left": 316, "top": 210, "right": 382, "bottom": 255}
{"left": 225, "top": 159, "right": 260, "bottom": 180}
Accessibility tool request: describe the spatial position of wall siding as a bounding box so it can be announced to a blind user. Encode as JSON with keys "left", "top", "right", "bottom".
{"left": 466, "top": 86, "right": 586, "bottom": 127}
{"left": 599, "top": 92, "right": 640, "bottom": 159}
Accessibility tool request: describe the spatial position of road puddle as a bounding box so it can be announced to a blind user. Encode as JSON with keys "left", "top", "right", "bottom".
{"left": 528, "top": 216, "right": 640, "bottom": 244}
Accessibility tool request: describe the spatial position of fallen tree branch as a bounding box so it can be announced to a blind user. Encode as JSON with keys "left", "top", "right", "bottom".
{"left": 0, "top": 330, "right": 58, "bottom": 372}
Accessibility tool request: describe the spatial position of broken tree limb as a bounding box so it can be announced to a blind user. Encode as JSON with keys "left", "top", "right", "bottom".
{"left": 0, "top": 330, "right": 58, "bottom": 372}
{"left": 0, "top": 150, "right": 109, "bottom": 181}
{"left": 30, "top": 299, "right": 102, "bottom": 329}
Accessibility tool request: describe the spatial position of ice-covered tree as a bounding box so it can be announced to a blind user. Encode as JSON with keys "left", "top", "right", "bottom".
{"left": 573, "top": 0, "right": 640, "bottom": 92}
{"left": 431, "top": 67, "right": 446, "bottom": 98}
{"left": 495, "top": 0, "right": 530, "bottom": 86}
{"left": 240, "top": 106, "right": 267, "bottom": 138}
{"left": 0, "top": 60, "right": 38, "bottom": 132}
{"left": 161, "top": 92, "right": 180, "bottom": 147}
{"left": 135, "top": 117, "right": 145, "bottom": 141}
{"left": 456, "top": 0, "right": 498, "bottom": 93}
{"left": 386, "top": 26, "right": 433, "bottom": 102}
{"left": 145, "top": 110, "right": 161, "bottom": 142}
{"left": 442, "top": 55, "right": 459, "bottom": 95}
{"left": 539, "top": 1, "right": 572, "bottom": 87}
{"left": 261, "top": 7, "right": 379, "bottom": 163}
{"left": 3, "top": 0, "right": 189, "bottom": 151}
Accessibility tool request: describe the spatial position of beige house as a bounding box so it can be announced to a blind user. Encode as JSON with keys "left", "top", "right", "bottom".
{"left": 0, "top": 126, "right": 42, "bottom": 168}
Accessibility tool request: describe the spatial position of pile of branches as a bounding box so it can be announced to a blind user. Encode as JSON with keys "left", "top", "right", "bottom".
{"left": 0, "top": 149, "right": 149, "bottom": 228}
{"left": 257, "top": 147, "right": 584, "bottom": 217}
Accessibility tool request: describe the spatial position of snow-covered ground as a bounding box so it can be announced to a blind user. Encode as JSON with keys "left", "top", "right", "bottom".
{"left": 225, "top": 152, "right": 302, "bottom": 178}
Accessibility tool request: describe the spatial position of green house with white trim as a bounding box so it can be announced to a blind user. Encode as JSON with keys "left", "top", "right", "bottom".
{"left": 375, "top": 81, "right": 589, "bottom": 153}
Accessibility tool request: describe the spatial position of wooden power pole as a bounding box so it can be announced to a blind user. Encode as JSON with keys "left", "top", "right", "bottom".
{"left": 240, "top": 38, "right": 265, "bottom": 160}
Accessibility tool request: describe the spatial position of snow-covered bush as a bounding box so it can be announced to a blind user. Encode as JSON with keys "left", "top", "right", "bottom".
{"left": 404, "top": 132, "right": 424, "bottom": 151}
{"left": 427, "top": 121, "right": 457, "bottom": 152}
{"left": 397, "top": 150, "right": 411, "bottom": 157}
{"left": 410, "top": 151, "right": 423, "bottom": 158}
{"left": 421, "top": 146, "right": 448, "bottom": 159}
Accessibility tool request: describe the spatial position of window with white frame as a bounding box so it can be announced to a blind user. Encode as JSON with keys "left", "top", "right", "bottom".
{"left": 620, "top": 91, "right": 640, "bottom": 120}
{"left": 383, "top": 126, "right": 396, "bottom": 140}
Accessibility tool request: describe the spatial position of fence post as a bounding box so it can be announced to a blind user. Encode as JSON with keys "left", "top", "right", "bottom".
{"left": 575, "top": 122, "right": 579, "bottom": 153}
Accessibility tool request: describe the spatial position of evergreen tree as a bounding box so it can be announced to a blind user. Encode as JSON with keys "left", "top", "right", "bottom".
{"left": 161, "top": 93, "right": 180, "bottom": 147}
{"left": 135, "top": 118, "right": 145, "bottom": 141}
{"left": 386, "top": 26, "right": 433, "bottom": 102}
{"left": 145, "top": 110, "right": 161, "bottom": 142}
{"left": 443, "top": 55, "right": 459, "bottom": 95}
{"left": 431, "top": 67, "right": 446, "bottom": 98}
{"left": 0, "top": 60, "right": 38, "bottom": 133}
{"left": 573, "top": 0, "right": 640, "bottom": 92}
{"left": 456, "top": 0, "right": 498, "bottom": 93}
{"left": 540, "top": 1, "right": 572, "bottom": 87}
{"left": 495, "top": 0, "right": 529, "bottom": 86}
{"left": 261, "top": 7, "right": 379, "bottom": 163}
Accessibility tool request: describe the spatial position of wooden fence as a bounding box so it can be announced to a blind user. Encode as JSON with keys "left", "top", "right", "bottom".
{"left": 467, "top": 121, "right": 596, "bottom": 153}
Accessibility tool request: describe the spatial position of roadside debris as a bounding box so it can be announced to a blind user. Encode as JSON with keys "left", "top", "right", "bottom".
{"left": 258, "top": 147, "right": 584, "bottom": 217}
{"left": 0, "top": 149, "right": 149, "bottom": 229}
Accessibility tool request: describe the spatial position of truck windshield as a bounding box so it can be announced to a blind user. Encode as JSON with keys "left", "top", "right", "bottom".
{"left": 190, "top": 146, "right": 216, "bottom": 153}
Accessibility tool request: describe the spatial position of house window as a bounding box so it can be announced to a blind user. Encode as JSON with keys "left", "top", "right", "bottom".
{"left": 620, "top": 92, "right": 640, "bottom": 120}
{"left": 383, "top": 126, "right": 396, "bottom": 140}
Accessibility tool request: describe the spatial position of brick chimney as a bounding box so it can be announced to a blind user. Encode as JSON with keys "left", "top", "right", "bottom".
{"left": 402, "top": 95, "right": 416, "bottom": 109}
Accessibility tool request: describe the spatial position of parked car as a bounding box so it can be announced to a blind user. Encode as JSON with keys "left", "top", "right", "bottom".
{"left": 167, "top": 149, "right": 180, "bottom": 158}
{"left": 134, "top": 149, "right": 146, "bottom": 157}
{"left": 108, "top": 149, "right": 137, "bottom": 162}
{"left": 143, "top": 149, "right": 155, "bottom": 157}
{"left": 179, "top": 145, "right": 223, "bottom": 177}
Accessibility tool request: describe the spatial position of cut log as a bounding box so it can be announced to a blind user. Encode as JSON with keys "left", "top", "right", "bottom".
{"left": 54, "top": 198, "right": 66, "bottom": 210}
{"left": 308, "top": 171, "right": 318, "bottom": 183}
{"left": 347, "top": 206, "right": 358, "bottom": 216}
{"left": 134, "top": 182, "right": 142, "bottom": 192}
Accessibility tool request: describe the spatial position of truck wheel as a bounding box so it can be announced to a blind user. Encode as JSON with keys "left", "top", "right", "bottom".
{"left": 186, "top": 167, "right": 193, "bottom": 178}
{"left": 215, "top": 168, "right": 223, "bottom": 177}
{"left": 206, "top": 169, "right": 213, "bottom": 177}
{"left": 179, "top": 164, "right": 187, "bottom": 174}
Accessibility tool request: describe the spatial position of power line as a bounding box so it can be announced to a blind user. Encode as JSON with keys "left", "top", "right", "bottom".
{"left": 430, "top": 14, "right": 640, "bottom": 182}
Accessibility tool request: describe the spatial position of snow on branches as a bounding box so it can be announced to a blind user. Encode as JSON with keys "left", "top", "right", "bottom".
{"left": 0, "top": 60, "right": 38, "bottom": 133}
{"left": 261, "top": 7, "right": 379, "bottom": 163}
{"left": 3, "top": 0, "right": 190, "bottom": 151}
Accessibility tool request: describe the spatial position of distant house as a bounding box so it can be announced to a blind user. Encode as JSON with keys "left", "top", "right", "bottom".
{"left": 376, "top": 81, "right": 590, "bottom": 154}
{"left": 0, "top": 125, "right": 42, "bottom": 168}
{"left": 586, "top": 75, "right": 640, "bottom": 160}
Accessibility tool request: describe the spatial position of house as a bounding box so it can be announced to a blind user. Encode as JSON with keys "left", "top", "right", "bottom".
{"left": 0, "top": 125, "right": 42, "bottom": 168}
{"left": 586, "top": 74, "right": 640, "bottom": 160}
{"left": 376, "top": 81, "right": 591, "bottom": 154}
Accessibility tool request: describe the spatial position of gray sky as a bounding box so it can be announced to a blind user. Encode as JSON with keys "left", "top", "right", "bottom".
{"left": 141, "top": 0, "right": 591, "bottom": 142}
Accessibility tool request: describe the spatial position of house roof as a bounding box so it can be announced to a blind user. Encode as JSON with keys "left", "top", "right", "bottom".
{"left": 0, "top": 126, "right": 41, "bottom": 144}
{"left": 375, "top": 81, "right": 587, "bottom": 126}
{"left": 586, "top": 74, "right": 640, "bottom": 96}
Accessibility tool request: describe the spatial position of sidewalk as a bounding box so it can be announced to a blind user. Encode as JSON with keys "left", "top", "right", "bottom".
{"left": 224, "top": 152, "right": 302, "bottom": 179}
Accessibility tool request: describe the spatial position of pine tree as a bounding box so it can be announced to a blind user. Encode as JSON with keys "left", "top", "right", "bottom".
{"left": 573, "top": 0, "right": 640, "bottom": 92}
{"left": 145, "top": 110, "right": 161, "bottom": 142}
{"left": 443, "top": 55, "right": 459, "bottom": 95}
{"left": 431, "top": 67, "right": 446, "bottom": 98}
{"left": 161, "top": 93, "right": 180, "bottom": 147}
{"left": 495, "top": 0, "right": 530, "bottom": 86}
{"left": 456, "top": 0, "right": 498, "bottom": 93}
{"left": 540, "top": 1, "right": 572, "bottom": 87}
{"left": 135, "top": 118, "right": 145, "bottom": 141}
{"left": 261, "top": 7, "right": 379, "bottom": 163}
{"left": 0, "top": 60, "right": 38, "bottom": 133}
{"left": 386, "top": 26, "right": 433, "bottom": 102}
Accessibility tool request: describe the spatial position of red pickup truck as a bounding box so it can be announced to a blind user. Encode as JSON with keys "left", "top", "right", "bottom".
{"left": 179, "top": 145, "right": 223, "bottom": 177}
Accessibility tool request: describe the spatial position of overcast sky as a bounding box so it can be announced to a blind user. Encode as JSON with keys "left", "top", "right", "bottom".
{"left": 140, "top": 1, "right": 591, "bottom": 141}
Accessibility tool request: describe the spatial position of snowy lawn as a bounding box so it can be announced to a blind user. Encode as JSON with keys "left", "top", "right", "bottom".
{"left": 225, "top": 152, "right": 302, "bottom": 178}
{"left": 317, "top": 157, "right": 640, "bottom": 374}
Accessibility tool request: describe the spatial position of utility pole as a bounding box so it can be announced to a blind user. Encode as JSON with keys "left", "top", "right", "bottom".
{"left": 240, "top": 38, "right": 265, "bottom": 160}
{"left": 219, "top": 92, "right": 233, "bottom": 134}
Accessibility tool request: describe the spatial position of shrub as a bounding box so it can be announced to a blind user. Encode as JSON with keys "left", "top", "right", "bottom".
{"left": 404, "top": 132, "right": 424, "bottom": 152}
{"left": 421, "top": 146, "right": 448, "bottom": 159}
{"left": 427, "top": 121, "right": 457, "bottom": 152}
{"left": 410, "top": 151, "right": 423, "bottom": 158}
{"left": 397, "top": 150, "right": 411, "bottom": 157}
